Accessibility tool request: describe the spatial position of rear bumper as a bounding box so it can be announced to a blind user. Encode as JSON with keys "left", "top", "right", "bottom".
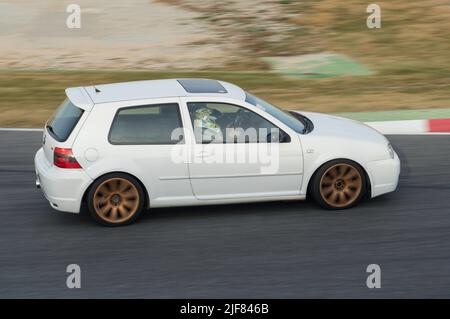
{"left": 367, "top": 152, "right": 401, "bottom": 198}
{"left": 34, "top": 147, "right": 92, "bottom": 213}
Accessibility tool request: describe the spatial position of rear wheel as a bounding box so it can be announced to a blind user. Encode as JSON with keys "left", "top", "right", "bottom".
{"left": 311, "top": 160, "right": 366, "bottom": 209}
{"left": 87, "top": 173, "right": 145, "bottom": 226}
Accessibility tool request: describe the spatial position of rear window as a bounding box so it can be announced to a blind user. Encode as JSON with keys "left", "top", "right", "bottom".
{"left": 109, "top": 103, "right": 183, "bottom": 145}
{"left": 47, "top": 99, "right": 84, "bottom": 142}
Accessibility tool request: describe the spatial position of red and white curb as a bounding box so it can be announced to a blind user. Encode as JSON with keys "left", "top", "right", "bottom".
{"left": 365, "top": 118, "right": 450, "bottom": 135}
{"left": 1, "top": 118, "right": 450, "bottom": 135}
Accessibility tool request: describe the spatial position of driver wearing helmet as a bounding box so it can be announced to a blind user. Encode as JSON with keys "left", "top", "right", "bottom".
{"left": 192, "top": 105, "right": 223, "bottom": 143}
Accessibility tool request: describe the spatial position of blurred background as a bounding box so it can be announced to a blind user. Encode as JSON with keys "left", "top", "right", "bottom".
{"left": 0, "top": 0, "right": 449, "bottom": 127}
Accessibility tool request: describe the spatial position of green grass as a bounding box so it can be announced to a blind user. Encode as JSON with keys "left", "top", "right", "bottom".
{"left": 1, "top": 69, "right": 449, "bottom": 127}
{"left": 2, "top": 1, "right": 450, "bottom": 127}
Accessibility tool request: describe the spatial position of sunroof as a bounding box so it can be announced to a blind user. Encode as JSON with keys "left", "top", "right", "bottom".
{"left": 177, "top": 79, "right": 228, "bottom": 94}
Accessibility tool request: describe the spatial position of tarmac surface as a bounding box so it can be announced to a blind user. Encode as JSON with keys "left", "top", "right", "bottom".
{"left": 1, "top": 131, "right": 449, "bottom": 298}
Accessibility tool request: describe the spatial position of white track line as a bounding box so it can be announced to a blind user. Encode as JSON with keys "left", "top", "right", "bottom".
{"left": 0, "top": 128, "right": 42, "bottom": 132}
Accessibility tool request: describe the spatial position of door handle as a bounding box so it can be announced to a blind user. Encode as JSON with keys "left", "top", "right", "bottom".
{"left": 194, "top": 150, "right": 207, "bottom": 158}
{"left": 194, "top": 150, "right": 213, "bottom": 158}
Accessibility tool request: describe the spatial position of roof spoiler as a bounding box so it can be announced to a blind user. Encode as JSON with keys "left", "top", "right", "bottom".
{"left": 65, "top": 87, "right": 94, "bottom": 111}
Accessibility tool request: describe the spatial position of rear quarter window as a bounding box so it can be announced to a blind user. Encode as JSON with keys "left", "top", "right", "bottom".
{"left": 108, "top": 103, "right": 183, "bottom": 145}
{"left": 47, "top": 99, "right": 84, "bottom": 142}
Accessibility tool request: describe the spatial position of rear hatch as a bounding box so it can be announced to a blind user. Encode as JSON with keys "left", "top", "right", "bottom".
{"left": 43, "top": 88, "right": 93, "bottom": 165}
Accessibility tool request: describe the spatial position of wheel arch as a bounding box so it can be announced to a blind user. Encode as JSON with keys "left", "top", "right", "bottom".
{"left": 305, "top": 158, "right": 372, "bottom": 199}
{"left": 81, "top": 171, "right": 150, "bottom": 210}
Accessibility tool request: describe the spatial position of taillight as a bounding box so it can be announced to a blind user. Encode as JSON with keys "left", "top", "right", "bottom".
{"left": 54, "top": 147, "right": 82, "bottom": 169}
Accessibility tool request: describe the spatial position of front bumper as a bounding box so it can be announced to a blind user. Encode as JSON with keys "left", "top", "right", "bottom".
{"left": 366, "top": 152, "right": 401, "bottom": 198}
{"left": 34, "top": 147, "right": 92, "bottom": 213}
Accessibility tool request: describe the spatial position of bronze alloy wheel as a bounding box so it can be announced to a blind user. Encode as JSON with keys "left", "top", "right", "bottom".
{"left": 93, "top": 177, "right": 140, "bottom": 224}
{"left": 319, "top": 163, "right": 363, "bottom": 208}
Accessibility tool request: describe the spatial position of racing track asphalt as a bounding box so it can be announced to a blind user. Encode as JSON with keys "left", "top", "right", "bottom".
{"left": 0, "top": 131, "right": 450, "bottom": 298}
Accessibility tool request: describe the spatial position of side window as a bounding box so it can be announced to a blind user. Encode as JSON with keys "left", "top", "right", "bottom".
{"left": 187, "top": 102, "right": 290, "bottom": 144}
{"left": 109, "top": 103, "right": 183, "bottom": 145}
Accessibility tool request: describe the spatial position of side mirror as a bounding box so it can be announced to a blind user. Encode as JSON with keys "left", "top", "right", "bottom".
{"left": 279, "top": 131, "right": 291, "bottom": 143}
{"left": 266, "top": 130, "right": 290, "bottom": 143}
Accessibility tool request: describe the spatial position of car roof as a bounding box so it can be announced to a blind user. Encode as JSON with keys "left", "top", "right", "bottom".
{"left": 66, "top": 79, "right": 246, "bottom": 108}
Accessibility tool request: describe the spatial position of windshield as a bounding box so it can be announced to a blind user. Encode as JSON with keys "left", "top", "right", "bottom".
{"left": 245, "top": 92, "right": 305, "bottom": 133}
{"left": 47, "top": 99, "right": 84, "bottom": 142}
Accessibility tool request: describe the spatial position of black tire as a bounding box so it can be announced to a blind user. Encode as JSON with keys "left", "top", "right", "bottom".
{"left": 87, "top": 173, "right": 145, "bottom": 226}
{"left": 310, "top": 159, "right": 367, "bottom": 210}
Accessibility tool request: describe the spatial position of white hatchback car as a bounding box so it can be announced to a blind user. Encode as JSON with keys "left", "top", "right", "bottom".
{"left": 35, "top": 79, "right": 400, "bottom": 226}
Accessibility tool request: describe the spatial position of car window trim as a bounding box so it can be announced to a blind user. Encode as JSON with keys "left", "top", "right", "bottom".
{"left": 46, "top": 107, "right": 85, "bottom": 142}
{"left": 185, "top": 101, "right": 292, "bottom": 145}
{"left": 108, "top": 102, "right": 185, "bottom": 146}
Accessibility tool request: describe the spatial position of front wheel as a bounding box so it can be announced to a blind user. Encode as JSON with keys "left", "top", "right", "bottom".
{"left": 311, "top": 160, "right": 367, "bottom": 209}
{"left": 87, "top": 173, "right": 145, "bottom": 226}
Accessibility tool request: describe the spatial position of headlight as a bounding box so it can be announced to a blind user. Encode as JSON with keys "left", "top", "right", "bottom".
{"left": 387, "top": 143, "right": 395, "bottom": 159}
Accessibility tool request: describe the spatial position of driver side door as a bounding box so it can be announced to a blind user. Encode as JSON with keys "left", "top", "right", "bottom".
{"left": 180, "top": 97, "right": 304, "bottom": 200}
